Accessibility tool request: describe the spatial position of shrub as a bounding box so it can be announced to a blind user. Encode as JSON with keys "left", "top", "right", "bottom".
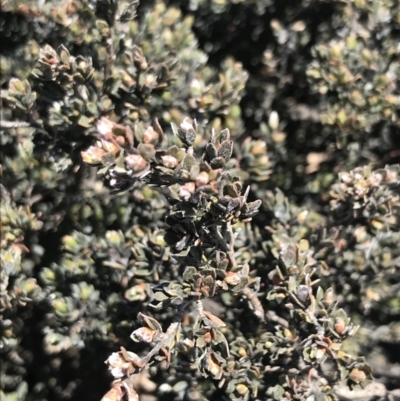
{"left": 1, "top": 0, "right": 399, "bottom": 401}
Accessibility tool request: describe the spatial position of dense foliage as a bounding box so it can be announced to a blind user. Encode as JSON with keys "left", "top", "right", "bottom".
{"left": 1, "top": 0, "right": 399, "bottom": 400}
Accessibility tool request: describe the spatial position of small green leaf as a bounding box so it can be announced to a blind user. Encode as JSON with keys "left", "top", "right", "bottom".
{"left": 77, "top": 115, "right": 92, "bottom": 128}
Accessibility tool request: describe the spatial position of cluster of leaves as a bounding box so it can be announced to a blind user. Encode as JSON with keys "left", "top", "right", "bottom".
{"left": 88, "top": 117, "right": 372, "bottom": 401}
{"left": 1, "top": 0, "right": 400, "bottom": 401}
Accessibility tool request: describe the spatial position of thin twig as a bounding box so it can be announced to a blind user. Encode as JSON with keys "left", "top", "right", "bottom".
{"left": 114, "top": 303, "right": 190, "bottom": 400}
{"left": 104, "top": 30, "right": 115, "bottom": 82}
{"left": 335, "top": 382, "right": 387, "bottom": 400}
{"left": 211, "top": 224, "right": 237, "bottom": 269}
{"left": 305, "top": 309, "right": 325, "bottom": 336}
{"left": 242, "top": 286, "right": 265, "bottom": 322}
{"left": 211, "top": 225, "right": 229, "bottom": 253}
{"left": 0, "top": 120, "right": 31, "bottom": 128}
{"left": 212, "top": 223, "right": 265, "bottom": 322}
{"left": 140, "top": 301, "right": 188, "bottom": 366}
{"left": 266, "top": 310, "right": 289, "bottom": 328}
{"left": 196, "top": 299, "right": 205, "bottom": 319}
